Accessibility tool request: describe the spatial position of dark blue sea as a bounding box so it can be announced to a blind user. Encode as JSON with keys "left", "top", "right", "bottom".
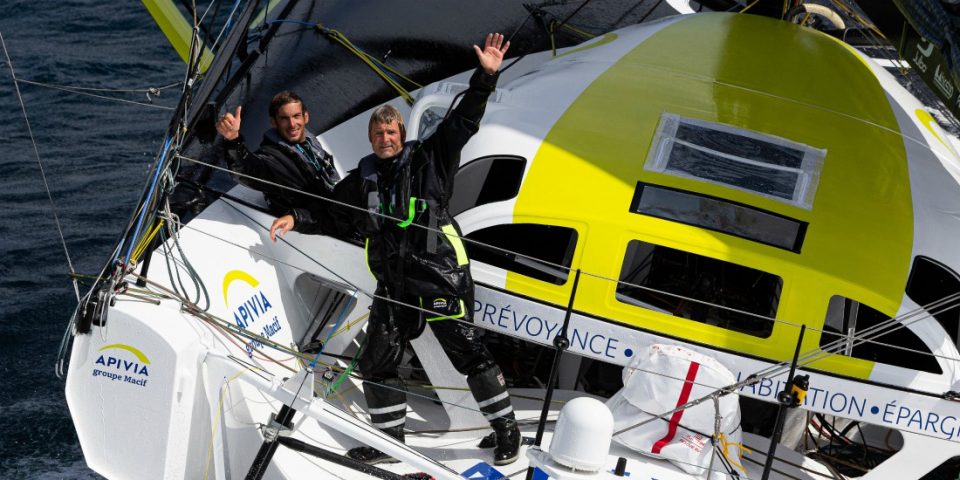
{"left": 0, "top": 2, "right": 182, "bottom": 478}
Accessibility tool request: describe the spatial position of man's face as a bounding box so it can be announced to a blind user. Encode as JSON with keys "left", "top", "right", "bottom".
{"left": 369, "top": 120, "right": 403, "bottom": 159}
{"left": 270, "top": 101, "right": 309, "bottom": 143}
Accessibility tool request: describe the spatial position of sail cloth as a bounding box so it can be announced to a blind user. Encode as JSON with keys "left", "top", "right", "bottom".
{"left": 607, "top": 344, "right": 749, "bottom": 479}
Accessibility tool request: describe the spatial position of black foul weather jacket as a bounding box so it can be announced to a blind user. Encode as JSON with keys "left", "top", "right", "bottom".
{"left": 224, "top": 129, "right": 341, "bottom": 235}
{"left": 335, "top": 68, "right": 499, "bottom": 319}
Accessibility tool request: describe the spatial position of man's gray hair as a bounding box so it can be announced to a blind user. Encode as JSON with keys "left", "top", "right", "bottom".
{"left": 368, "top": 104, "right": 406, "bottom": 143}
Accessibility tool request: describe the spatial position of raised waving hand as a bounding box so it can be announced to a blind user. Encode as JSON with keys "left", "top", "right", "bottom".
{"left": 474, "top": 33, "right": 510, "bottom": 75}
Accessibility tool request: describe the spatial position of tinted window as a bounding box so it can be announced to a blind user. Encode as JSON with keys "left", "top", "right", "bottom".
{"left": 906, "top": 256, "right": 960, "bottom": 346}
{"left": 820, "top": 295, "right": 941, "bottom": 374}
{"left": 465, "top": 224, "right": 577, "bottom": 285}
{"left": 616, "top": 240, "right": 781, "bottom": 337}
{"left": 450, "top": 156, "right": 526, "bottom": 216}
{"left": 631, "top": 183, "right": 807, "bottom": 252}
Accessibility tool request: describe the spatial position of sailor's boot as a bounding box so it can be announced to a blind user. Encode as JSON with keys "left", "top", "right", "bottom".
{"left": 346, "top": 425, "right": 404, "bottom": 465}
{"left": 348, "top": 377, "right": 407, "bottom": 464}
{"left": 490, "top": 413, "right": 521, "bottom": 466}
{"left": 467, "top": 365, "right": 521, "bottom": 465}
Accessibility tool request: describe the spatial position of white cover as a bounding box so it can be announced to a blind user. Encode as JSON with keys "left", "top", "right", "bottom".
{"left": 607, "top": 344, "right": 748, "bottom": 479}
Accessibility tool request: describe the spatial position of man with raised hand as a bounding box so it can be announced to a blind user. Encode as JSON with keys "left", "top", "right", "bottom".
{"left": 272, "top": 33, "right": 521, "bottom": 466}
{"left": 218, "top": 91, "right": 341, "bottom": 236}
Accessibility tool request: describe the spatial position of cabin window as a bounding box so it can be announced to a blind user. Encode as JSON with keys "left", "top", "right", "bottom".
{"left": 630, "top": 183, "right": 807, "bottom": 252}
{"left": 820, "top": 295, "right": 941, "bottom": 374}
{"left": 465, "top": 223, "right": 576, "bottom": 285}
{"left": 645, "top": 113, "right": 825, "bottom": 209}
{"left": 616, "top": 240, "right": 781, "bottom": 337}
{"left": 450, "top": 156, "right": 526, "bottom": 216}
{"left": 906, "top": 256, "right": 960, "bottom": 347}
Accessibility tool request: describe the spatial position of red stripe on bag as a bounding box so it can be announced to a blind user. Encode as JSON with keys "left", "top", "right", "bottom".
{"left": 651, "top": 361, "right": 700, "bottom": 454}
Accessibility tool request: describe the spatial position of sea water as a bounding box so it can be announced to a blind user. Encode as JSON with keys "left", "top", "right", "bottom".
{"left": 0, "top": 1, "right": 181, "bottom": 477}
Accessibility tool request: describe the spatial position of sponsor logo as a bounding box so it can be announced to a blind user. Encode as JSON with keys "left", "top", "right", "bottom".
{"left": 913, "top": 39, "right": 934, "bottom": 73}
{"left": 92, "top": 344, "right": 150, "bottom": 388}
{"left": 934, "top": 64, "right": 955, "bottom": 98}
{"left": 432, "top": 298, "right": 448, "bottom": 310}
{"left": 222, "top": 270, "right": 284, "bottom": 358}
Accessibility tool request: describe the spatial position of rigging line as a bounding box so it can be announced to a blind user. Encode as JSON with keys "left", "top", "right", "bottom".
{"left": 204, "top": 370, "right": 247, "bottom": 480}
{"left": 210, "top": 190, "right": 960, "bottom": 370}
{"left": 178, "top": 154, "right": 580, "bottom": 278}
{"left": 556, "top": 0, "right": 594, "bottom": 30}
{"left": 162, "top": 199, "right": 210, "bottom": 310}
{"left": 151, "top": 271, "right": 500, "bottom": 422}
{"left": 588, "top": 254, "right": 960, "bottom": 351}
{"left": 743, "top": 301, "right": 954, "bottom": 385}
{"left": 219, "top": 199, "right": 371, "bottom": 300}
{"left": 134, "top": 238, "right": 555, "bottom": 420}
{"left": 196, "top": 202, "right": 486, "bottom": 325}
{"left": 502, "top": 1, "right": 593, "bottom": 73}
{"left": 15, "top": 78, "right": 182, "bottom": 93}
{"left": 160, "top": 226, "right": 202, "bottom": 309}
{"left": 776, "top": 291, "right": 960, "bottom": 373}
{"left": 306, "top": 22, "right": 419, "bottom": 102}
{"left": 176, "top": 154, "right": 960, "bottom": 355}
{"left": 308, "top": 293, "right": 356, "bottom": 369}
{"left": 142, "top": 224, "right": 960, "bottom": 442}
{"left": 174, "top": 225, "right": 804, "bottom": 436}
{"left": 124, "top": 136, "right": 175, "bottom": 266}
{"left": 131, "top": 249, "right": 334, "bottom": 365}
{"left": 15, "top": 79, "right": 176, "bottom": 110}
{"left": 1, "top": 31, "right": 80, "bottom": 302}
{"left": 208, "top": 0, "right": 244, "bottom": 56}
{"left": 615, "top": 294, "right": 960, "bottom": 438}
{"left": 57, "top": 239, "right": 126, "bottom": 378}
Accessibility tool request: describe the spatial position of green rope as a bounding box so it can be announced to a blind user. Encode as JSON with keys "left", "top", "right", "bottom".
{"left": 316, "top": 24, "right": 421, "bottom": 104}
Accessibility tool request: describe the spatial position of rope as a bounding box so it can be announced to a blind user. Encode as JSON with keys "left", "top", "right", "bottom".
{"left": 740, "top": 0, "right": 761, "bottom": 14}
{"left": 612, "top": 292, "right": 960, "bottom": 441}
{"left": 15, "top": 78, "right": 181, "bottom": 93}
{"left": 158, "top": 196, "right": 960, "bottom": 430}
{"left": 132, "top": 219, "right": 165, "bottom": 262}
{"left": 253, "top": 19, "right": 423, "bottom": 103}
{"left": 315, "top": 23, "right": 421, "bottom": 104}
{"left": 1, "top": 31, "right": 81, "bottom": 302}
{"left": 118, "top": 199, "right": 960, "bottom": 476}
{"left": 204, "top": 369, "right": 247, "bottom": 480}
{"left": 15, "top": 78, "right": 176, "bottom": 110}
{"left": 132, "top": 271, "right": 510, "bottom": 425}
{"left": 124, "top": 136, "right": 174, "bottom": 266}
{"left": 177, "top": 153, "right": 960, "bottom": 368}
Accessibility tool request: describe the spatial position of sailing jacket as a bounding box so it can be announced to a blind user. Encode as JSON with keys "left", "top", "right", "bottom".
{"left": 335, "top": 68, "right": 499, "bottom": 318}
{"left": 224, "top": 129, "right": 341, "bottom": 234}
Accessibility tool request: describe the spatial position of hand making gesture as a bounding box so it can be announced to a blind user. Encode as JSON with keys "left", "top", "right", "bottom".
{"left": 217, "top": 106, "right": 243, "bottom": 141}
{"left": 474, "top": 33, "right": 511, "bottom": 75}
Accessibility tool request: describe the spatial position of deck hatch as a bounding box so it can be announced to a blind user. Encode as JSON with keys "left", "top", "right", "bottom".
{"left": 645, "top": 113, "right": 826, "bottom": 209}
{"left": 630, "top": 183, "right": 808, "bottom": 252}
